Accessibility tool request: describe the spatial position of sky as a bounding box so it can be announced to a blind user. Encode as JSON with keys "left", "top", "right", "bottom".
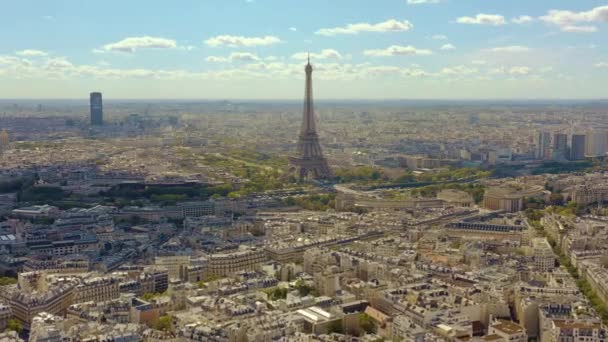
{"left": 0, "top": 0, "right": 607, "bottom": 99}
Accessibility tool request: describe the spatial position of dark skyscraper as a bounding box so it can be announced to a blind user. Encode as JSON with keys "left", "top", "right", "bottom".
{"left": 553, "top": 133, "right": 568, "bottom": 160}
{"left": 288, "top": 57, "right": 332, "bottom": 180}
{"left": 570, "top": 134, "right": 586, "bottom": 160}
{"left": 537, "top": 131, "right": 551, "bottom": 160}
{"left": 90, "top": 92, "right": 103, "bottom": 125}
{"left": 553, "top": 133, "right": 567, "bottom": 151}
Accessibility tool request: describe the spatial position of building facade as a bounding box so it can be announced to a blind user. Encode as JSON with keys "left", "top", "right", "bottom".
{"left": 585, "top": 129, "right": 607, "bottom": 158}
{"left": 537, "top": 131, "right": 552, "bottom": 160}
{"left": 73, "top": 277, "right": 120, "bottom": 304}
{"left": 570, "top": 134, "right": 586, "bottom": 160}
{"left": 90, "top": 92, "right": 103, "bottom": 126}
{"left": 532, "top": 238, "right": 555, "bottom": 272}
{"left": 208, "top": 248, "right": 267, "bottom": 276}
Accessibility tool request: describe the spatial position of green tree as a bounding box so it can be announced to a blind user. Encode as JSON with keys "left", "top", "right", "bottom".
{"left": 289, "top": 193, "right": 336, "bottom": 211}
{"left": 327, "top": 319, "right": 344, "bottom": 334}
{"left": 265, "top": 287, "right": 289, "bottom": 300}
{"left": 155, "top": 315, "right": 172, "bottom": 331}
{"left": 19, "top": 185, "right": 66, "bottom": 203}
{"left": 549, "top": 193, "right": 564, "bottom": 205}
{"left": 150, "top": 194, "right": 187, "bottom": 203}
{"left": 6, "top": 319, "right": 23, "bottom": 333}
{"left": 141, "top": 292, "right": 164, "bottom": 301}
{"left": 0, "top": 276, "right": 17, "bottom": 286}
{"left": 358, "top": 313, "right": 376, "bottom": 334}
{"left": 334, "top": 166, "right": 387, "bottom": 184}
{"left": 524, "top": 209, "right": 544, "bottom": 222}
{"left": 294, "top": 279, "right": 318, "bottom": 297}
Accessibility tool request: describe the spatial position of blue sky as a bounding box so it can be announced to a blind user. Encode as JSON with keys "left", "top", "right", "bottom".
{"left": 0, "top": 0, "right": 607, "bottom": 99}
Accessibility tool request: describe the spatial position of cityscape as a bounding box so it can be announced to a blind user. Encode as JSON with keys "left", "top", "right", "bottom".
{"left": 1, "top": 1, "right": 608, "bottom": 342}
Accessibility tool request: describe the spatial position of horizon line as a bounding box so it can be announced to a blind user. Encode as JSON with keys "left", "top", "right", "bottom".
{"left": 0, "top": 98, "right": 607, "bottom": 102}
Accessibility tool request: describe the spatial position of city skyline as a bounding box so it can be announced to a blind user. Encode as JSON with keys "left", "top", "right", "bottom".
{"left": 0, "top": 0, "right": 607, "bottom": 99}
{"left": 3, "top": 2, "right": 608, "bottom": 340}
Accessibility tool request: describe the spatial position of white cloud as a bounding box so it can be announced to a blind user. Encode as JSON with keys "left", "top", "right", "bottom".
{"left": 206, "top": 56, "right": 229, "bottom": 63}
{"left": 103, "top": 36, "right": 177, "bottom": 53}
{"left": 431, "top": 34, "right": 447, "bottom": 40}
{"left": 540, "top": 5, "right": 607, "bottom": 33}
{"left": 402, "top": 68, "right": 428, "bottom": 77}
{"left": 488, "top": 67, "right": 506, "bottom": 75}
{"left": 6, "top": 53, "right": 555, "bottom": 84}
{"left": 540, "top": 5, "right": 608, "bottom": 28}
{"left": 441, "top": 65, "right": 478, "bottom": 76}
{"left": 407, "top": 0, "right": 440, "bottom": 4}
{"left": 512, "top": 15, "right": 534, "bottom": 24}
{"left": 206, "top": 52, "right": 261, "bottom": 63}
{"left": 229, "top": 52, "right": 260, "bottom": 62}
{"left": 292, "top": 49, "right": 342, "bottom": 60}
{"left": 4, "top": 51, "right": 554, "bottom": 84}
{"left": 509, "top": 66, "right": 531, "bottom": 75}
{"left": 490, "top": 45, "right": 531, "bottom": 53}
{"left": 485, "top": 66, "right": 533, "bottom": 76}
{"left": 15, "top": 49, "right": 48, "bottom": 57}
{"left": 364, "top": 45, "right": 432, "bottom": 57}
{"left": 440, "top": 43, "right": 455, "bottom": 51}
{"left": 364, "top": 66, "right": 401, "bottom": 76}
{"left": 0, "top": 54, "right": 193, "bottom": 80}
{"left": 315, "top": 19, "right": 413, "bottom": 36}
{"left": 289, "top": 27, "right": 297, "bottom": 32}
{"left": 471, "top": 60, "right": 487, "bottom": 65}
{"left": 316, "top": 63, "right": 428, "bottom": 80}
{"left": 539, "top": 66, "right": 553, "bottom": 73}
{"left": 0, "top": 56, "right": 23, "bottom": 66}
{"left": 456, "top": 14, "right": 506, "bottom": 26}
{"left": 561, "top": 25, "right": 598, "bottom": 33}
{"left": 595, "top": 62, "right": 608, "bottom": 68}
{"left": 205, "top": 35, "right": 281, "bottom": 47}
{"left": 45, "top": 58, "right": 73, "bottom": 69}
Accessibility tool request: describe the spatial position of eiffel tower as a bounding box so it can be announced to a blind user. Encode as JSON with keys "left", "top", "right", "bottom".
{"left": 289, "top": 56, "right": 332, "bottom": 180}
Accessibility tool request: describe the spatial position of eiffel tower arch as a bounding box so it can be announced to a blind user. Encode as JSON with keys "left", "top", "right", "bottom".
{"left": 288, "top": 57, "right": 332, "bottom": 180}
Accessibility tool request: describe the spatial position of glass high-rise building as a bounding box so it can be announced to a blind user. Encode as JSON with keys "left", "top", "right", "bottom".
{"left": 570, "top": 134, "right": 586, "bottom": 160}
{"left": 585, "top": 129, "right": 608, "bottom": 158}
{"left": 90, "top": 92, "right": 103, "bottom": 125}
{"left": 537, "top": 131, "right": 552, "bottom": 160}
{"left": 552, "top": 133, "right": 568, "bottom": 160}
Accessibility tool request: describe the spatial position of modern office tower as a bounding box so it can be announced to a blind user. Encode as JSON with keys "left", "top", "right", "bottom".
{"left": 288, "top": 57, "right": 332, "bottom": 179}
{"left": 90, "top": 92, "right": 103, "bottom": 125}
{"left": 570, "top": 134, "right": 586, "bottom": 160}
{"left": 552, "top": 133, "right": 568, "bottom": 161}
{"left": 536, "top": 131, "right": 552, "bottom": 160}
{"left": 585, "top": 129, "right": 608, "bottom": 158}
{"left": 553, "top": 133, "right": 567, "bottom": 151}
{"left": 0, "top": 129, "right": 9, "bottom": 154}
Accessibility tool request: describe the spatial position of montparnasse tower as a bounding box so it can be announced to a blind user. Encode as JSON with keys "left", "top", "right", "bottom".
{"left": 0, "top": 129, "right": 9, "bottom": 154}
